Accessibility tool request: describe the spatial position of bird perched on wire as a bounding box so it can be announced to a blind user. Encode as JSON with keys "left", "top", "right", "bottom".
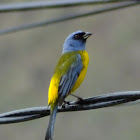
{"left": 45, "top": 30, "right": 92, "bottom": 140}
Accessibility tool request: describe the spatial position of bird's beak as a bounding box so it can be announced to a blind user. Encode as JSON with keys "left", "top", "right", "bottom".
{"left": 83, "top": 32, "right": 92, "bottom": 39}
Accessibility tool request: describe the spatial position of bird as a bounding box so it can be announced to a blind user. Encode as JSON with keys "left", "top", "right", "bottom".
{"left": 45, "top": 30, "right": 92, "bottom": 140}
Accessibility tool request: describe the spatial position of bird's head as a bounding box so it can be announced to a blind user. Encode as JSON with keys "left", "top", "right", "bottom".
{"left": 62, "top": 30, "right": 92, "bottom": 53}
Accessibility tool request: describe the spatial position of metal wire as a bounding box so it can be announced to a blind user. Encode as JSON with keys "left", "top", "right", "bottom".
{"left": 0, "top": 0, "right": 134, "bottom": 13}
{"left": 0, "top": 91, "right": 140, "bottom": 124}
{"left": 0, "top": 1, "right": 139, "bottom": 35}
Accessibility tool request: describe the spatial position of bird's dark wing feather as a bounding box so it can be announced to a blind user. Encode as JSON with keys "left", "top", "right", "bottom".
{"left": 58, "top": 54, "right": 83, "bottom": 102}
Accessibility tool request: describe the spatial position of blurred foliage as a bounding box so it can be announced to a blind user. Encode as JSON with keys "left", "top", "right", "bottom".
{"left": 0, "top": 0, "right": 140, "bottom": 140}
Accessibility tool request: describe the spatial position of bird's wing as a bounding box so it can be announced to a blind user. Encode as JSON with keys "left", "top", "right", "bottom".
{"left": 58, "top": 54, "right": 83, "bottom": 101}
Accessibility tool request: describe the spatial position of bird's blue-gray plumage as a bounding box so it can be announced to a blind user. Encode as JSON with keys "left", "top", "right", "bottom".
{"left": 58, "top": 54, "right": 83, "bottom": 103}
{"left": 62, "top": 30, "right": 86, "bottom": 53}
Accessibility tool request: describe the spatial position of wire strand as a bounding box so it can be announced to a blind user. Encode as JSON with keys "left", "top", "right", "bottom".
{"left": 0, "top": 91, "right": 140, "bottom": 124}
{"left": 0, "top": 0, "right": 134, "bottom": 13}
{"left": 0, "top": 1, "right": 139, "bottom": 35}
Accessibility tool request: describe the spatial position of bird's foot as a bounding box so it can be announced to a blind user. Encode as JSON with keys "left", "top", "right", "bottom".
{"left": 64, "top": 100, "right": 71, "bottom": 105}
{"left": 62, "top": 100, "right": 71, "bottom": 108}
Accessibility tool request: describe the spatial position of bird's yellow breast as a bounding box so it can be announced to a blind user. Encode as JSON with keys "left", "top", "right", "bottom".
{"left": 48, "top": 51, "right": 89, "bottom": 107}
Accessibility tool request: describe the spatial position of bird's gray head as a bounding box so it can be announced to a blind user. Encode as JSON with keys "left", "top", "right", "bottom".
{"left": 62, "top": 30, "right": 92, "bottom": 54}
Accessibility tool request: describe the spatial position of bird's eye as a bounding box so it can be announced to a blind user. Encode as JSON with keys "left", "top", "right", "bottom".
{"left": 74, "top": 34, "right": 80, "bottom": 39}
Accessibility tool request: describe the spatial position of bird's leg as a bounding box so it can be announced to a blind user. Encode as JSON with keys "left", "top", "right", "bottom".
{"left": 70, "top": 94, "right": 83, "bottom": 101}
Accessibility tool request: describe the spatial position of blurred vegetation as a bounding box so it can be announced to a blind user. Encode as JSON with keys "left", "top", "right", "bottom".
{"left": 0, "top": 0, "right": 140, "bottom": 140}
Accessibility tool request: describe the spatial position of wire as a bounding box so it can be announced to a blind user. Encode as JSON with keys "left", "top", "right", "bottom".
{"left": 0, "top": 1, "right": 139, "bottom": 35}
{"left": 0, "top": 91, "right": 140, "bottom": 124}
{"left": 0, "top": 0, "right": 134, "bottom": 13}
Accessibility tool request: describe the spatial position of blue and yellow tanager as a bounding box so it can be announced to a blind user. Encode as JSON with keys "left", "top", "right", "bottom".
{"left": 45, "top": 30, "right": 92, "bottom": 140}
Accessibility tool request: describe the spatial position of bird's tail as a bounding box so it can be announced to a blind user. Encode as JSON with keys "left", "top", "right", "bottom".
{"left": 45, "top": 104, "right": 58, "bottom": 140}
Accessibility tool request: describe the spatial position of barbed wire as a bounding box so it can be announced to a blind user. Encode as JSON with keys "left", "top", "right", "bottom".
{"left": 0, "top": 0, "right": 134, "bottom": 13}
{"left": 0, "top": 91, "right": 140, "bottom": 124}
{"left": 0, "top": 1, "right": 139, "bottom": 35}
